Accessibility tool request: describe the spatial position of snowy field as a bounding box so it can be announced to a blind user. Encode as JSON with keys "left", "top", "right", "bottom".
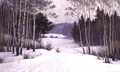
{"left": 0, "top": 34, "right": 120, "bottom": 72}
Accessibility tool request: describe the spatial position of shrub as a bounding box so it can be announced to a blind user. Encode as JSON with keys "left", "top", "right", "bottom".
{"left": 98, "top": 50, "right": 106, "bottom": 58}
{"left": 55, "top": 36, "right": 58, "bottom": 38}
{"left": 0, "top": 47, "right": 6, "bottom": 52}
{"left": 0, "top": 57, "right": 4, "bottom": 63}
{"left": 50, "top": 36, "right": 54, "bottom": 38}
{"left": 56, "top": 48, "right": 60, "bottom": 53}
{"left": 91, "top": 48, "right": 106, "bottom": 60}
{"left": 45, "top": 43, "right": 53, "bottom": 51}
{"left": 36, "top": 42, "right": 45, "bottom": 49}
{"left": 110, "top": 41, "right": 120, "bottom": 60}
{"left": 23, "top": 54, "right": 30, "bottom": 59}
{"left": 91, "top": 50, "right": 97, "bottom": 56}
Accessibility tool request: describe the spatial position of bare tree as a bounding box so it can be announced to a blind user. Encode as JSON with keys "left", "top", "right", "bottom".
{"left": 65, "top": 1, "right": 85, "bottom": 54}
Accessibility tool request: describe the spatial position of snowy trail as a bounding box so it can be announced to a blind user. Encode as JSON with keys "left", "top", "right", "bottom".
{"left": 0, "top": 53, "right": 120, "bottom": 72}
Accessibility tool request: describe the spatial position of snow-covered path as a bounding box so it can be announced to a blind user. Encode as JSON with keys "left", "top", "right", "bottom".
{"left": 0, "top": 52, "right": 120, "bottom": 72}
{"left": 0, "top": 37, "right": 120, "bottom": 72}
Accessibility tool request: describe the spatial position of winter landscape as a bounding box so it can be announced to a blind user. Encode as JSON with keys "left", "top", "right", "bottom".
{"left": 0, "top": 0, "right": 120, "bottom": 72}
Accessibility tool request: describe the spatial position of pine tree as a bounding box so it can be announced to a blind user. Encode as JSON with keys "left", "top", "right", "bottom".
{"left": 35, "top": 13, "right": 54, "bottom": 34}
{"left": 71, "top": 21, "right": 79, "bottom": 42}
{"left": 35, "top": 12, "right": 54, "bottom": 38}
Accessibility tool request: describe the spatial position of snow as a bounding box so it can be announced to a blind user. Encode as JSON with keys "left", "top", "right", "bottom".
{"left": 42, "top": 37, "right": 106, "bottom": 54}
{"left": 43, "top": 33, "right": 67, "bottom": 38}
{"left": 0, "top": 34, "right": 120, "bottom": 72}
{"left": 42, "top": 38, "right": 78, "bottom": 48}
{"left": 0, "top": 52, "right": 120, "bottom": 72}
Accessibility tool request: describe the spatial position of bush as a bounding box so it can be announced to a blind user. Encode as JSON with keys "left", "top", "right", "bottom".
{"left": 50, "top": 36, "right": 54, "bottom": 38}
{"left": 0, "top": 46, "right": 7, "bottom": 52}
{"left": 98, "top": 50, "right": 106, "bottom": 58}
{"left": 91, "top": 50, "right": 97, "bottom": 56}
{"left": 23, "top": 54, "right": 30, "bottom": 59}
{"left": 55, "top": 36, "right": 58, "bottom": 38}
{"left": 0, "top": 57, "right": 4, "bottom": 63}
{"left": 110, "top": 41, "right": 120, "bottom": 60}
{"left": 91, "top": 48, "right": 106, "bottom": 60}
{"left": 0, "top": 47, "right": 6, "bottom": 52}
{"left": 36, "top": 42, "right": 45, "bottom": 49}
{"left": 45, "top": 43, "right": 53, "bottom": 51}
{"left": 56, "top": 48, "right": 60, "bottom": 53}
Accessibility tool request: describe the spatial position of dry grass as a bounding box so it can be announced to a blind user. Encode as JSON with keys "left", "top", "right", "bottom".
{"left": 0, "top": 57, "right": 4, "bottom": 63}
{"left": 111, "top": 41, "right": 120, "bottom": 60}
{"left": 23, "top": 54, "right": 30, "bottom": 59}
{"left": 56, "top": 48, "right": 60, "bottom": 53}
{"left": 45, "top": 43, "right": 53, "bottom": 51}
{"left": 0, "top": 47, "right": 6, "bottom": 52}
{"left": 91, "top": 48, "right": 106, "bottom": 60}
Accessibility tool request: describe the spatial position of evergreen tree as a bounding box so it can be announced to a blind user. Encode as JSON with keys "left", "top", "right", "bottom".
{"left": 35, "top": 12, "right": 54, "bottom": 37}
{"left": 71, "top": 21, "right": 79, "bottom": 42}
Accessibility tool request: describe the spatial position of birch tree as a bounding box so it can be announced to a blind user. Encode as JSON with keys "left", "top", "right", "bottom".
{"left": 67, "top": 0, "right": 97, "bottom": 54}
{"left": 66, "top": 1, "right": 85, "bottom": 54}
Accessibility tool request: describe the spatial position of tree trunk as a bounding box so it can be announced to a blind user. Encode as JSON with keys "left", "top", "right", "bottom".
{"left": 20, "top": 0, "right": 27, "bottom": 55}
{"left": 84, "top": 21, "right": 90, "bottom": 54}
{"left": 78, "top": 21, "right": 85, "bottom": 54}
{"left": 32, "top": 0, "right": 36, "bottom": 52}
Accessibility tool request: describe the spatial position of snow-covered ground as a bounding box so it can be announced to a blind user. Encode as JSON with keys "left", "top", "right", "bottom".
{"left": 42, "top": 36, "right": 106, "bottom": 54}
{"left": 43, "top": 33, "right": 67, "bottom": 38}
{"left": 0, "top": 51, "right": 120, "bottom": 72}
{"left": 0, "top": 34, "right": 120, "bottom": 72}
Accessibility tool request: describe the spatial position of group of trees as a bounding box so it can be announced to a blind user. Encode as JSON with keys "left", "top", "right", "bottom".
{"left": 0, "top": 0, "right": 54, "bottom": 56}
{"left": 68, "top": 0, "right": 120, "bottom": 63}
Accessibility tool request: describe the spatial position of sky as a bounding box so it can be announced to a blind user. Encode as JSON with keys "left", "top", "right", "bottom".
{"left": 48, "top": 0, "right": 75, "bottom": 24}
